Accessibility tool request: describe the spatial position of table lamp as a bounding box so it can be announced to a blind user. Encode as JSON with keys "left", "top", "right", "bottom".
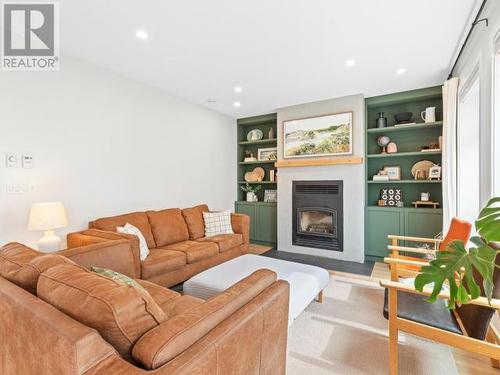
{"left": 28, "top": 202, "right": 68, "bottom": 252}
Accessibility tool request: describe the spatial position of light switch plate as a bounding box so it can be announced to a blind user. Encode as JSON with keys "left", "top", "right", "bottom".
{"left": 6, "top": 182, "right": 23, "bottom": 194}
{"left": 22, "top": 153, "right": 34, "bottom": 168}
{"left": 5, "top": 153, "right": 17, "bottom": 168}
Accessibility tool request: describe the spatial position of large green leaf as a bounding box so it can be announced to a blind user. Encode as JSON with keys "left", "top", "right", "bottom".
{"left": 414, "top": 240, "right": 481, "bottom": 308}
{"left": 476, "top": 197, "right": 500, "bottom": 242}
{"left": 414, "top": 197, "right": 500, "bottom": 308}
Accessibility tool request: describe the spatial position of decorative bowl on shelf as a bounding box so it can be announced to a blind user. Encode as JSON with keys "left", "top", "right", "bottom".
{"left": 394, "top": 112, "right": 413, "bottom": 124}
{"left": 247, "top": 129, "right": 263, "bottom": 141}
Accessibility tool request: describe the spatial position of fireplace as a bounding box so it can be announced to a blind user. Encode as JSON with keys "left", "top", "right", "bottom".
{"left": 292, "top": 180, "right": 343, "bottom": 251}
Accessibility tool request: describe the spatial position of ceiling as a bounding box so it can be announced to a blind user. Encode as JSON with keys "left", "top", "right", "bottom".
{"left": 61, "top": 0, "right": 478, "bottom": 118}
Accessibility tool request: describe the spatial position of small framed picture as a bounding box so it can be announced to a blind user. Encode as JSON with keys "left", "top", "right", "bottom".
{"left": 258, "top": 147, "right": 277, "bottom": 161}
{"left": 264, "top": 190, "right": 277, "bottom": 203}
{"left": 384, "top": 166, "right": 401, "bottom": 181}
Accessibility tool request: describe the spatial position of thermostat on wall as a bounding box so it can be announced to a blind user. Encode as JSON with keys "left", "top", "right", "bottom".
{"left": 22, "top": 153, "right": 34, "bottom": 169}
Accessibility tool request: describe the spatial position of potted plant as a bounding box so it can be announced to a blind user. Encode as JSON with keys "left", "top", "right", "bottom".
{"left": 241, "top": 183, "right": 261, "bottom": 202}
{"left": 415, "top": 197, "right": 500, "bottom": 307}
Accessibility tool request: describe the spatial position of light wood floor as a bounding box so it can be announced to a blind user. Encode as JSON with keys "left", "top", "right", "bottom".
{"left": 248, "top": 243, "right": 273, "bottom": 255}
{"left": 370, "top": 262, "right": 499, "bottom": 374}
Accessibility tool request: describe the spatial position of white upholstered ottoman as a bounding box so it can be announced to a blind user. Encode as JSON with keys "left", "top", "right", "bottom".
{"left": 183, "top": 254, "right": 330, "bottom": 324}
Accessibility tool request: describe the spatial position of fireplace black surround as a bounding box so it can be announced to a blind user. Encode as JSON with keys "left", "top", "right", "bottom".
{"left": 292, "top": 180, "right": 343, "bottom": 251}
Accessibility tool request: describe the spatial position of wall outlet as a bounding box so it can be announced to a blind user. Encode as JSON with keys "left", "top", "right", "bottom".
{"left": 6, "top": 182, "right": 24, "bottom": 194}
{"left": 5, "top": 153, "right": 17, "bottom": 168}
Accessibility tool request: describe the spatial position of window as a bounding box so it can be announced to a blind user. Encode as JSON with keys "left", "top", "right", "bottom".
{"left": 457, "top": 75, "right": 480, "bottom": 225}
{"left": 494, "top": 50, "right": 500, "bottom": 196}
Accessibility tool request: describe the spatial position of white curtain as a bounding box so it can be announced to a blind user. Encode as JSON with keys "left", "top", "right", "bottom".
{"left": 442, "top": 77, "right": 459, "bottom": 233}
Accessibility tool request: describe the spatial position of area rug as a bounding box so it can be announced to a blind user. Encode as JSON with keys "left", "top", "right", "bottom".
{"left": 287, "top": 275, "right": 458, "bottom": 375}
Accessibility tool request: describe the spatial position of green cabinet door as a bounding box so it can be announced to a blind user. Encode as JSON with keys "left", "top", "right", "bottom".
{"left": 235, "top": 202, "right": 256, "bottom": 241}
{"left": 256, "top": 203, "right": 277, "bottom": 244}
{"left": 405, "top": 208, "right": 443, "bottom": 239}
{"left": 365, "top": 207, "right": 404, "bottom": 258}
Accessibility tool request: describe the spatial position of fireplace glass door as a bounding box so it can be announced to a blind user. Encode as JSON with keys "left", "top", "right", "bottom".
{"left": 297, "top": 208, "right": 337, "bottom": 238}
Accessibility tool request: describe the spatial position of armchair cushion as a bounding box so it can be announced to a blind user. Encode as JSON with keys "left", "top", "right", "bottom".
{"left": 182, "top": 204, "right": 209, "bottom": 240}
{"left": 383, "top": 289, "right": 462, "bottom": 335}
{"left": 38, "top": 263, "right": 167, "bottom": 360}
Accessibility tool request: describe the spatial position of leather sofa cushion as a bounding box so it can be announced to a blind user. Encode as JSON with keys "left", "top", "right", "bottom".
{"left": 132, "top": 269, "right": 277, "bottom": 369}
{"left": 0, "top": 243, "right": 74, "bottom": 294}
{"left": 182, "top": 204, "right": 209, "bottom": 240}
{"left": 162, "top": 241, "right": 218, "bottom": 263}
{"left": 137, "top": 279, "right": 180, "bottom": 308}
{"left": 92, "top": 212, "right": 156, "bottom": 249}
{"left": 37, "top": 263, "right": 167, "bottom": 360}
{"left": 141, "top": 249, "right": 186, "bottom": 279}
{"left": 197, "top": 234, "right": 243, "bottom": 252}
{"left": 147, "top": 209, "right": 189, "bottom": 247}
{"left": 383, "top": 289, "right": 462, "bottom": 335}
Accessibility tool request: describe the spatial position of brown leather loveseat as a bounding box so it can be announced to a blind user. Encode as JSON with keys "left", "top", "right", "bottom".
{"left": 0, "top": 242, "right": 289, "bottom": 375}
{"left": 67, "top": 204, "right": 250, "bottom": 287}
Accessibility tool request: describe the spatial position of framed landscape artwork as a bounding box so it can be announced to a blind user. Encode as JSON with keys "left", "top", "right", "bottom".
{"left": 283, "top": 112, "right": 353, "bottom": 158}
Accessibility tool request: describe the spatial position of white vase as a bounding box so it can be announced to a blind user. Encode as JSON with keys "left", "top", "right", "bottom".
{"left": 246, "top": 192, "right": 257, "bottom": 202}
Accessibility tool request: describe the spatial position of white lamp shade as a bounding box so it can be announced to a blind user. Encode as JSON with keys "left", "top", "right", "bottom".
{"left": 28, "top": 202, "right": 68, "bottom": 231}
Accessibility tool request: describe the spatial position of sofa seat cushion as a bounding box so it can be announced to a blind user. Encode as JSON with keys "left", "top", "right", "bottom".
{"left": 182, "top": 204, "right": 209, "bottom": 240}
{"left": 137, "top": 279, "right": 180, "bottom": 308}
{"left": 141, "top": 249, "right": 186, "bottom": 279}
{"left": 197, "top": 234, "right": 243, "bottom": 252}
{"left": 0, "top": 243, "right": 74, "bottom": 294}
{"left": 162, "top": 241, "right": 218, "bottom": 263}
{"left": 38, "top": 263, "right": 167, "bottom": 360}
{"left": 92, "top": 212, "right": 156, "bottom": 249}
{"left": 147, "top": 209, "right": 190, "bottom": 247}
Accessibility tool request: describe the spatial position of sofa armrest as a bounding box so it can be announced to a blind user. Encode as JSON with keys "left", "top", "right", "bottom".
{"left": 58, "top": 239, "right": 139, "bottom": 279}
{"left": 67, "top": 229, "right": 141, "bottom": 278}
{"left": 231, "top": 213, "right": 250, "bottom": 245}
{"left": 132, "top": 269, "right": 277, "bottom": 369}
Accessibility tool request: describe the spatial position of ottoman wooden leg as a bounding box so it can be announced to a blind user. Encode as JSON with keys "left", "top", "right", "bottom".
{"left": 316, "top": 290, "right": 324, "bottom": 303}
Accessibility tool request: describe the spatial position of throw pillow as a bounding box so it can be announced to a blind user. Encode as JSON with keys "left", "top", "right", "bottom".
{"left": 91, "top": 266, "right": 147, "bottom": 293}
{"left": 117, "top": 222, "right": 150, "bottom": 261}
{"left": 202, "top": 211, "right": 234, "bottom": 237}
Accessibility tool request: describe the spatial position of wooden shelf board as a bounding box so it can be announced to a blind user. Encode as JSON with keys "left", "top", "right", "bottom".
{"left": 238, "top": 138, "right": 277, "bottom": 145}
{"left": 275, "top": 156, "right": 363, "bottom": 168}
{"left": 368, "top": 180, "right": 441, "bottom": 184}
{"left": 237, "top": 113, "right": 277, "bottom": 126}
{"left": 366, "top": 205, "right": 443, "bottom": 212}
{"left": 238, "top": 181, "right": 277, "bottom": 184}
{"left": 367, "top": 150, "right": 441, "bottom": 158}
{"left": 239, "top": 160, "right": 276, "bottom": 165}
{"left": 366, "top": 122, "right": 442, "bottom": 134}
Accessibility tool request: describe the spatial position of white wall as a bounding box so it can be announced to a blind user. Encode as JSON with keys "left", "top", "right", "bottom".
{"left": 276, "top": 94, "right": 365, "bottom": 262}
{"left": 453, "top": 0, "right": 500, "bottom": 207}
{"left": 0, "top": 57, "right": 236, "bottom": 248}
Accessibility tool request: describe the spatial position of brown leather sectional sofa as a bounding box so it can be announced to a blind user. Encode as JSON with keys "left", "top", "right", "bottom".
{"left": 0, "top": 241, "right": 289, "bottom": 375}
{"left": 67, "top": 204, "right": 250, "bottom": 287}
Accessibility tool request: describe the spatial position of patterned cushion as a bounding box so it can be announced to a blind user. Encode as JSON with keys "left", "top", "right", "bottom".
{"left": 117, "top": 223, "right": 150, "bottom": 261}
{"left": 91, "top": 266, "right": 147, "bottom": 293}
{"left": 202, "top": 211, "right": 234, "bottom": 237}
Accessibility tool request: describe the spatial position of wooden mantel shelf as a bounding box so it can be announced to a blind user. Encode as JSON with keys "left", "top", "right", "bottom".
{"left": 274, "top": 156, "right": 363, "bottom": 168}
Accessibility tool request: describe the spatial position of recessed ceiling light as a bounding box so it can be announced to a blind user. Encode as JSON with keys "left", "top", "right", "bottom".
{"left": 233, "top": 101, "right": 241, "bottom": 108}
{"left": 396, "top": 68, "right": 406, "bottom": 75}
{"left": 136, "top": 30, "right": 149, "bottom": 40}
{"left": 234, "top": 86, "right": 243, "bottom": 93}
{"left": 345, "top": 59, "right": 356, "bottom": 67}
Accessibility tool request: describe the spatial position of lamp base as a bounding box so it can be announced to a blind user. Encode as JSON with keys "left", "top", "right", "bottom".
{"left": 38, "top": 230, "right": 61, "bottom": 253}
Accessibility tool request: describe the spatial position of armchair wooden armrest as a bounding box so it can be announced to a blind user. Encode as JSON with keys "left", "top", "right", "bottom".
{"left": 388, "top": 234, "right": 442, "bottom": 244}
{"left": 388, "top": 245, "right": 436, "bottom": 255}
{"left": 384, "top": 256, "right": 430, "bottom": 268}
{"left": 380, "top": 279, "right": 500, "bottom": 310}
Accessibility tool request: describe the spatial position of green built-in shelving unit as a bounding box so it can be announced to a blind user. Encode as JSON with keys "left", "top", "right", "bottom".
{"left": 365, "top": 86, "right": 444, "bottom": 261}
{"left": 235, "top": 113, "right": 278, "bottom": 246}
